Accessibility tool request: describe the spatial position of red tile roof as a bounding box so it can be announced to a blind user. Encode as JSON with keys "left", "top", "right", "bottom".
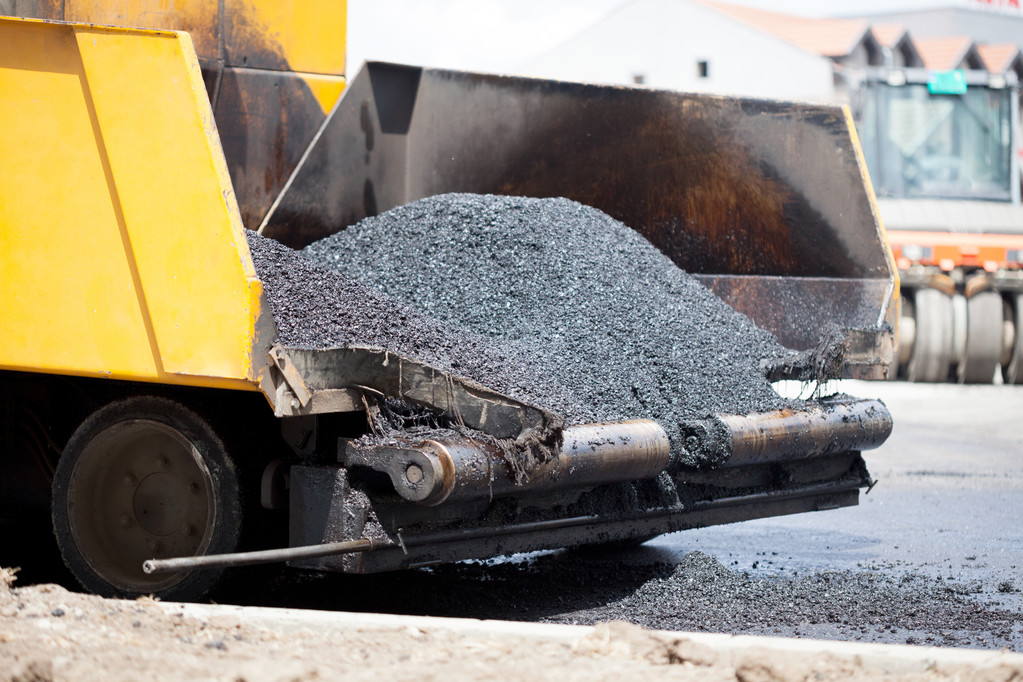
{"left": 914, "top": 36, "right": 975, "bottom": 70}
{"left": 697, "top": 1, "right": 1006, "bottom": 74}
{"left": 976, "top": 42, "right": 1022, "bottom": 72}
{"left": 870, "top": 23, "right": 908, "bottom": 48}
{"left": 700, "top": 1, "right": 869, "bottom": 57}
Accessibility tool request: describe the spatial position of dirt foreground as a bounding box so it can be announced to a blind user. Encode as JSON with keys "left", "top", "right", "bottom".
{"left": 1, "top": 569, "right": 1021, "bottom": 682}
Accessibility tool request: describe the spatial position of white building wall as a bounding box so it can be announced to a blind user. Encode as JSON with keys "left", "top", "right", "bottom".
{"left": 522, "top": 0, "right": 837, "bottom": 102}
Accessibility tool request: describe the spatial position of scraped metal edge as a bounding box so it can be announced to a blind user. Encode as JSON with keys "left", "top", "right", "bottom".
{"left": 279, "top": 346, "right": 563, "bottom": 441}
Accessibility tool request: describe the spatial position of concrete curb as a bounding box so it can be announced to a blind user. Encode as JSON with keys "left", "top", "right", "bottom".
{"left": 160, "top": 602, "right": 1023, "bottom": 675}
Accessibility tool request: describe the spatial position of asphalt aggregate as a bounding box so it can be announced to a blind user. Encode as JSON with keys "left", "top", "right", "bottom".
{"left": 247, "top": 230, "right": 576, "bottom": 417}
{"left": 543, "top": 551, "right": 1021, "bottom": 650}
{"left": 301, "top": 193, "right": 792, "bottom": 451}
{"left": 203, "top": 544, "right": 1021, "bottom": 652}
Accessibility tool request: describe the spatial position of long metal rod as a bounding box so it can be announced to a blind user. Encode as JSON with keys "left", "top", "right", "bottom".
{"left": 143, "top": 537, "right": 392, "bottom": 575}
{"left": 142, "top": 478, "right": 864, "bottom": 575}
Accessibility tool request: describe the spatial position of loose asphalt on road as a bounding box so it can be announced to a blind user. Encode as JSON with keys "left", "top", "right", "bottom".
{"left": 5, "top": 381, "right": 1022, "bottom": 651}
{"left": 208, "top": 380, "right": 1022, "bottom": 651}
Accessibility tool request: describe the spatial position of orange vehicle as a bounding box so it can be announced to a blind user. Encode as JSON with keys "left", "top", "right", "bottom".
{"left": 859, "top": 67, "right": 1023, "bottom": 383}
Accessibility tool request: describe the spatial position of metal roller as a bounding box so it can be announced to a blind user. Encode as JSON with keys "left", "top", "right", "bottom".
{"left": 345, "top": 397, "right": 892, "bottom": 505}
{"left": 144, "top": 404, "right": 891, "bottom": 576}
{"left": 342, "top": 420, "right": 671, "bottom": 506}
{"left": 681, "top": 397, "right": 892, "bottom": 467}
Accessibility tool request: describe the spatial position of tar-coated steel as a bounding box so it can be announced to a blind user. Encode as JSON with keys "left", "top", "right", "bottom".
{"left": 693, "top": 397, "right": 893, "bottom": 466}
{"left": 345, "top": 420, "right": 671, "bottom": 506}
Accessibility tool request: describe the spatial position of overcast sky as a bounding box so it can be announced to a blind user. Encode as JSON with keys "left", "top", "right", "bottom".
{"left": 346, "top": 0, "right": 989, "bottom": 74}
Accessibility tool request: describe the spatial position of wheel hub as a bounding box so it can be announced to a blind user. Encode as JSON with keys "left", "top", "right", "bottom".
{"left": 65, "top": 420, "right": 216, "bottom": 593}
{"left": 133, "top": 471, "right": 190, "bottom": 537}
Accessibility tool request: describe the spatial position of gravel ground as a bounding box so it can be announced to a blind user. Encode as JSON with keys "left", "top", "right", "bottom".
{"left": 543, "top": 551, "right": 1023, "bottom": 650}
{"left": 5, "top": 519, "right": 1021, "bottom": 657}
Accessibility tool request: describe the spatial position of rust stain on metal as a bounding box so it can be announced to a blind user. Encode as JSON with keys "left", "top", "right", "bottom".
{"left": 494, "top": 95, "right": 842, "bottom": 277}
{"left": 212, "top": 64, "right": 326, "bottom": 230}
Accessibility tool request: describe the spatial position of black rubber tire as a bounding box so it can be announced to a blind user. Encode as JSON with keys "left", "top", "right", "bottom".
{"left": 906, "top": 288, "right": 954, "bottom": 383}
{"left": 1004, "top": 294, "right": 1023, "bottom": 384}
{"left": 959, "top": 291, "right": 1002, "bottom": 384}
{"left": 52, "top": 396, "right": 241, "bottom": 600}
{"left": 894, "top": 294, "right": 915, "bottom": 380}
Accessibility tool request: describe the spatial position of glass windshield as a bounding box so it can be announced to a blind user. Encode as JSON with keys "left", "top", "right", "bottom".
{"left": 857, "top": 82, "right": 1014, "bottom": 201}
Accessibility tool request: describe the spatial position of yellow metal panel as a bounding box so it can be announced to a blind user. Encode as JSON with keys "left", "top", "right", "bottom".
{"left": 843, "top": 105, "right": 901, "bottom": 332}
{"left": 0, "top": 20, "right": 158, "bottom": 378}
{"left": 224, "top": 0, "right": 346, "bottom": 76}
{"left": 66, "top": 0, "right": 221, "bottom": 61}
{"left": 0, "top": 17, "right": 264, "bottom": 390}
{"left": 300, "top": 73, "right": 347, "bottom": 116}
{"left": 72, "top": 25, "right": 263, "bottom": 382}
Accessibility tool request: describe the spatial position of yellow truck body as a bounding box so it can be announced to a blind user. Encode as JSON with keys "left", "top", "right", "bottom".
{"left": 0, "top": 18, "right": 264, "bottom": 390}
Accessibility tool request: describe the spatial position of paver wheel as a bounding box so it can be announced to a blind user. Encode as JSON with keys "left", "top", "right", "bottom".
{"left": 52, "top": 397, "right": 241, "bottom": 600}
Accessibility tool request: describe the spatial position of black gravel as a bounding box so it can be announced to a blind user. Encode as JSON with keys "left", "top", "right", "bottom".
{"left": 247, "top": 231, "right": 576, "bottom": 414}
{"left": 543, "top": 551, "right": 1023, "bottom": 650}
{"left": 212, "top": 548, "right": 1022, "bottom": 652}
{"left": 301, "top": 194, "right": 793, "bottom": 439}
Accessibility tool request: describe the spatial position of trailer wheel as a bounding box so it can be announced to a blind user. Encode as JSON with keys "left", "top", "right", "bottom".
{"left": 52, "top": 397, "right": 240, "bottom": 600}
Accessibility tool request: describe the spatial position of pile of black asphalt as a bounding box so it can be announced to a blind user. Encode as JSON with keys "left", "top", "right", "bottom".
{"left": 248, "top": 229, "right": 576, "bottom": 423}
{"left": 541, "top": 551, "right": 1022, "bottom": 650}
{"left": 270, "top": 193, "right": 799, "bottom": 454}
